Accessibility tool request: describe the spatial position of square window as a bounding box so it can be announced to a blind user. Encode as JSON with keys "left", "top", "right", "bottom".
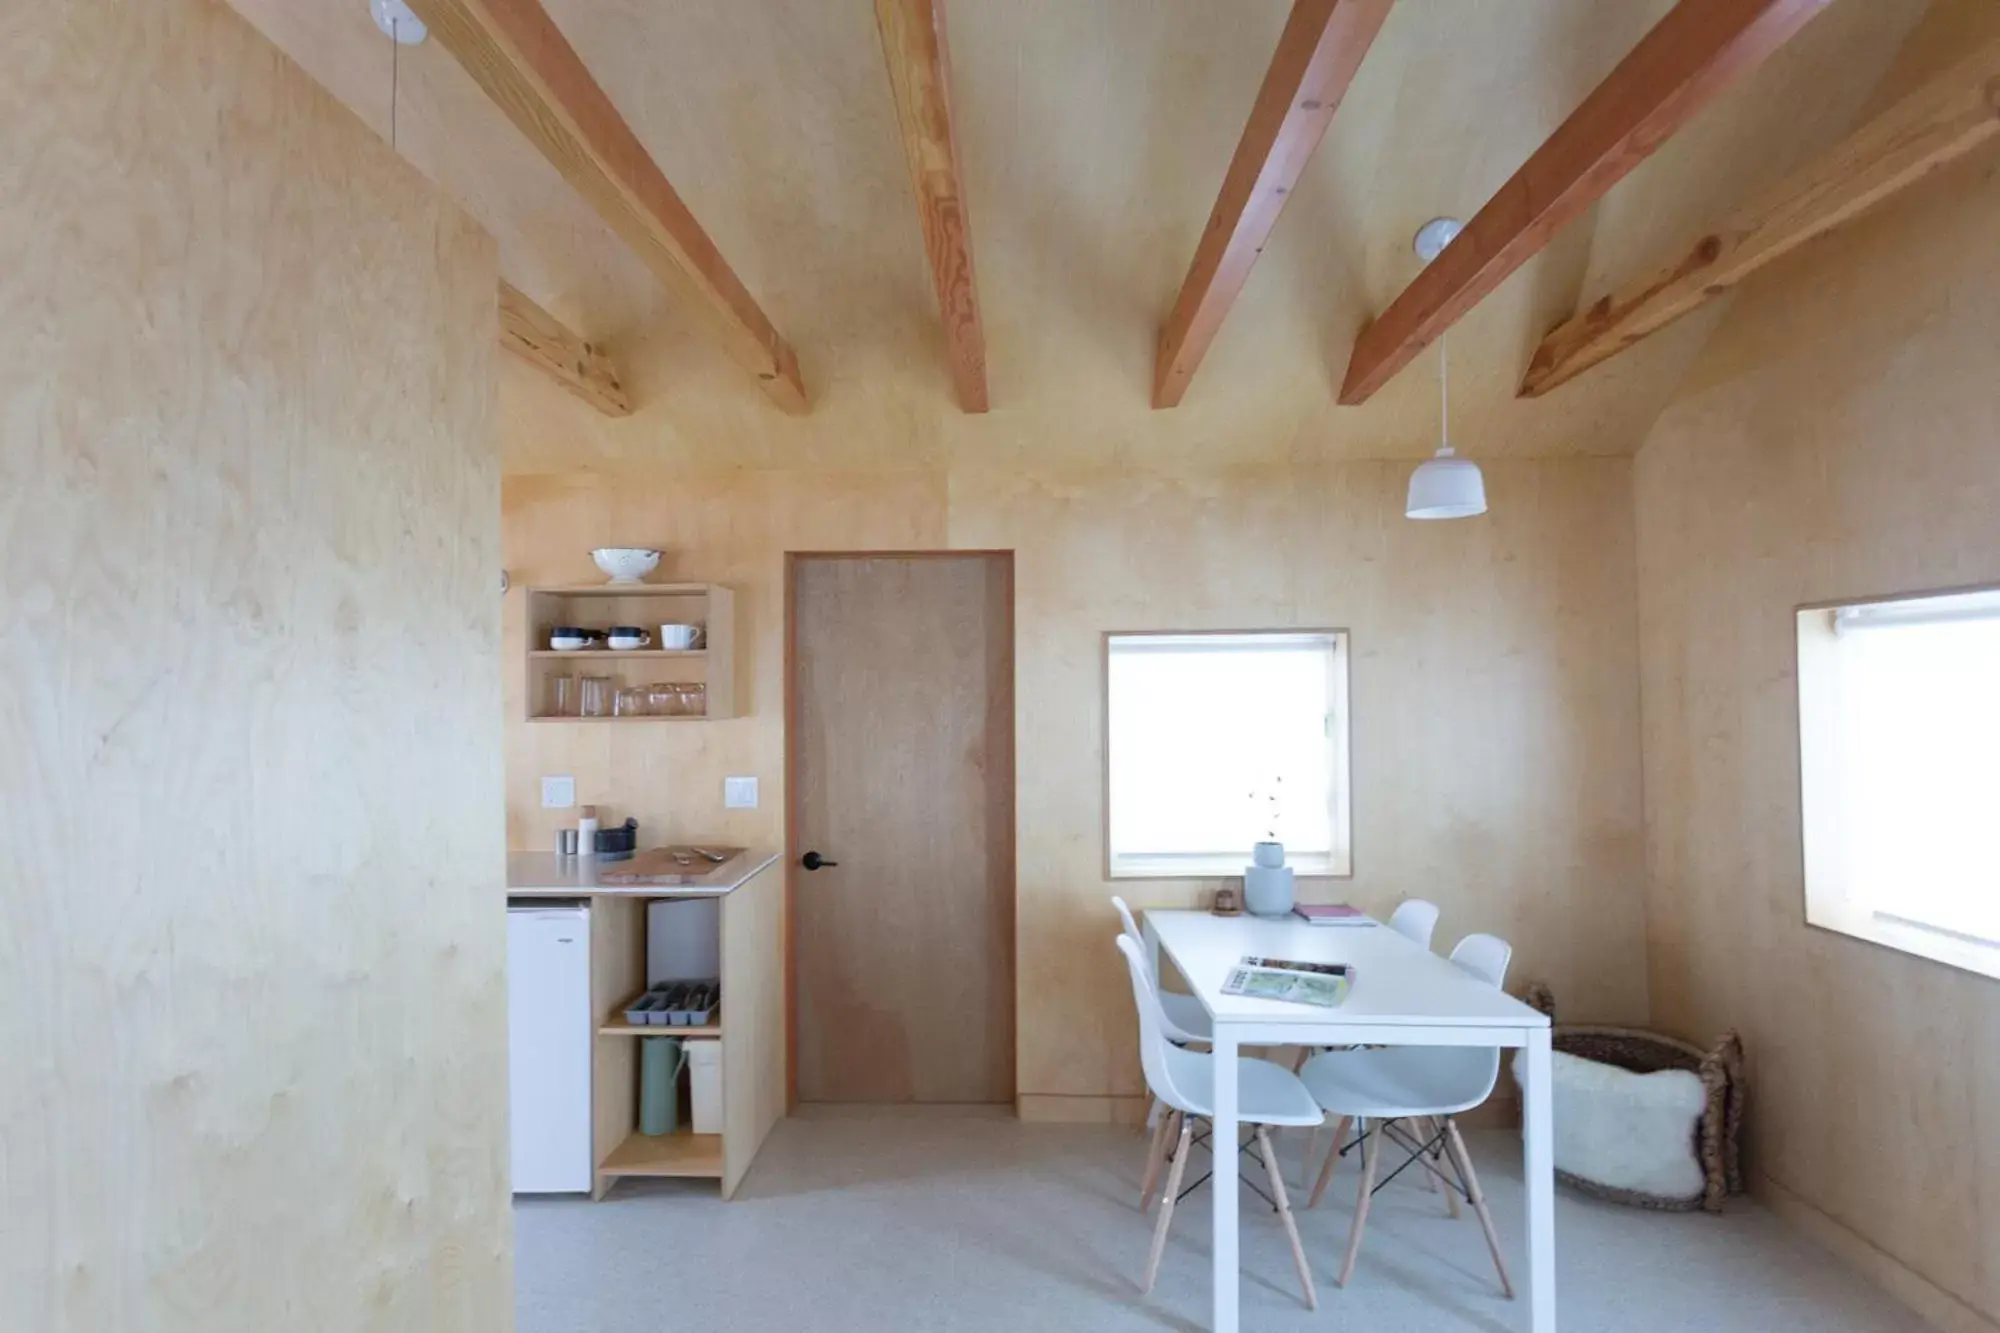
{"left": 1796, "top": 586, "right": 2000, "bottom": 979}
{"left": 1104, "top": 630, "right": 1351, "bottom": 879}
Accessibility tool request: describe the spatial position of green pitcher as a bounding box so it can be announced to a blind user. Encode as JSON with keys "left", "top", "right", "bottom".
{"left": 639, "top": 1036, "right": 689, "bottom": 1136}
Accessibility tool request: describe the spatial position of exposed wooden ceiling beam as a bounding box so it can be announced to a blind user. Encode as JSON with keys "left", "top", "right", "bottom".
{"left": 1153, "top": 0, "right": 1394, "bottom": 409}
{"left": 1338, "top": 0, "right": 1833, "bottom": 406}
{"left": 1521, "top": 41, "right": 2000, "bottom": 397}
{"left": 875, "top": 0, "right": 989, "bottom": 413}
{"left": 497, "top": 281, "right": 631, "bottom": 416}
{"left": 406, "top": 0, "right": 808, "bottom": 412}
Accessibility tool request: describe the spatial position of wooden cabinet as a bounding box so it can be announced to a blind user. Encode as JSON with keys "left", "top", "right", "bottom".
{"left": 525, "top": 583, "right": 735, "bottom": 722}
{"left": 522, "top": 862, "right": 785, "bottom": 1201}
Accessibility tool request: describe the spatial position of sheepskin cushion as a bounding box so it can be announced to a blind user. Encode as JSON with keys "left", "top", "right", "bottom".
{"left": 1514, "top": 1050, "right": 1707, "bottom": 1201}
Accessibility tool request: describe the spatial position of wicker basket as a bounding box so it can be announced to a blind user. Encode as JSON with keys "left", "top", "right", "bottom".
{"left": 1522, "top": 982, "right": 1745, "bottom": 1213}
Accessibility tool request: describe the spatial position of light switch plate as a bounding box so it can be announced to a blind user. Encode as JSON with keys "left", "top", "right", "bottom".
{"left": 541, "top": 775, "right": 576, "bottom": 809}
{"left": 724, "top": 776, "right": 759, "bottom": 810}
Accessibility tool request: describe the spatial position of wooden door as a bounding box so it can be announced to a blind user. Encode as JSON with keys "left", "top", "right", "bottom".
{"left": 789, "top": 554, "right": 1014, "bottom": 1103}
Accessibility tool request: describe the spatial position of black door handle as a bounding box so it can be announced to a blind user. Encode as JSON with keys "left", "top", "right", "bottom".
{"left": 801, "top": 851, "right": 838, "bottom": 871}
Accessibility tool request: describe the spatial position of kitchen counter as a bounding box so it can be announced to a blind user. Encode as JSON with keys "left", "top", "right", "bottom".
{"left": 507, "top": 847, "right": 781, "bottom": 898}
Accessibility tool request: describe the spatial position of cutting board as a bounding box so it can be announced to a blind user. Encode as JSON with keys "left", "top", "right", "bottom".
{"left": 596, "top": 845, "right": 746, "bottom": 885}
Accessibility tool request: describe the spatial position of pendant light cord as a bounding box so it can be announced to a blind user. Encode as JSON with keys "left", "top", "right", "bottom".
{"left": 1439, "top": 329, "right": 1450, "bottom": 456}
{"left": 390, "top": 18, "right": 401, "bottom": 151}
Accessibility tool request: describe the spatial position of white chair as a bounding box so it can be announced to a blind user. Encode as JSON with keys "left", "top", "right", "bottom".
{"left": 1299, "top": 932, "right": 1515, "bottom": 1294}
{"left": 1115, "top": 934, "right": 1320, "bottom": 1310}
{"left": 1111, "top": 897, "right": 1211, "bottom": 1045}
{"left": 1387, "top": 897, "right": 1441, "bottom": 950}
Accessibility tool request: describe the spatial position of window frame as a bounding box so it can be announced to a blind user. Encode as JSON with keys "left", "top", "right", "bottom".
{"left": 1100, "top": 627, "right": 1353, "bottom": 882}
{"left": 1795, "top": 581, "right": 2000, "bottom": 983}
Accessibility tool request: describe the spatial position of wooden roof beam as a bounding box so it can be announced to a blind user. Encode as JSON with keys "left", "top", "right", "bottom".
{"left": 875, "top": 0, "right": 989, "bottom": 413}
{"left": 1153, "top": 0, "right": 1395, "bottom": 409}
{"left": 406, "top": 0, "right": 807, "bottom": 412}
{"left": 1521, "top": 40, "right": 2000, "bottom": 397}
{"left": 498, "top": 281, "right": 631, "bottom": 416}
{"left": 1338, "top": 0, "right": 1833, "bottom": 406}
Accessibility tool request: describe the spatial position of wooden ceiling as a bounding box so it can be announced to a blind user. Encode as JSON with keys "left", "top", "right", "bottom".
{"left": 225, "top": 0, "right": 1939, "bottom": 470}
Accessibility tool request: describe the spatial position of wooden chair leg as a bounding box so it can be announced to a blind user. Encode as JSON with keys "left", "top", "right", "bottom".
{"left": 1139, "top": 1106, "right": 1173, "bottom": 1211}
{"left": 1255, "top": 1126, "right": 1317, "bottom": 1311}
{"left": 1336, "top": 1118, "right": 1379, "bottom": 1287}
{"left": 1142, "top": 1116, "right": 1194, "bottom": 1293}
{"left": 1307, "top": 1115, "right": 1349, "bottom": 1209}
{"left": 1444, "top": 1120, "right": 1514, "bottom": 1299}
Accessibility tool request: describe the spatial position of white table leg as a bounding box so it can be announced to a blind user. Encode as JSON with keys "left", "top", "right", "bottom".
{"left": 1522, "top": 1027, "right": 1555, "bottom": 1333}
{"left": 1211, "top": 1024, "right": 1240, "bottom": 1333}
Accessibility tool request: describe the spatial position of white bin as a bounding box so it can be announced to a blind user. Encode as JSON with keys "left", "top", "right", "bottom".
{"left": 689, "top": 1039, "right": 723, "bottom": 1134}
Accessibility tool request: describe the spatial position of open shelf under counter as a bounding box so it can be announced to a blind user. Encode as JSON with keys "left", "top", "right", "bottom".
{"left": 599, "top": 1008, "right": 722, "bottom": 1038}
{"left": 599, "top": 1127, "right": 723, "bottom": 1181}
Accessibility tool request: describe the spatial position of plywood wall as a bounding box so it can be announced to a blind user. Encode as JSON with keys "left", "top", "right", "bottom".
{"left": 0, "top": 1, "right": 509, "bottom": 1328}
{"left": 503, "top": 446, "right": 1647, "bottom": 1116}
{"left": 1633, "top": 27, "right": 2000, "bottom": 1326}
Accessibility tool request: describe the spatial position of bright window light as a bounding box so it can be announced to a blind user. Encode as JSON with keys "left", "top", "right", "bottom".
{"left": 1105, "top": 631, "right": 1350, "bottom": 879}
{"left": 1798, "top": 587, "right": 2000, "bottom": 978}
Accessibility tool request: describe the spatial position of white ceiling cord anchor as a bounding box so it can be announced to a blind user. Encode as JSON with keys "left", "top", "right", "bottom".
{"left": 371, "top": 0, "right": 427, "bottom": 43}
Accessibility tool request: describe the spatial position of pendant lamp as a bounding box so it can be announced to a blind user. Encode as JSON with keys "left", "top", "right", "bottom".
{"left": 1405, "top": 219, "right": 1487, "bottom": 521}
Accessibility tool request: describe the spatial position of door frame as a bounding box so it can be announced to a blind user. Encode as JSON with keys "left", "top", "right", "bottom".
{"left": 782, "top": 550, "right": 1017, "bottom": 1109}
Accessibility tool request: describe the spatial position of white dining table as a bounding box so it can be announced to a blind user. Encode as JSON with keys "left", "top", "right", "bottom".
{"left": 1142, "top": 909, "right": 1555, "bottom": 1333}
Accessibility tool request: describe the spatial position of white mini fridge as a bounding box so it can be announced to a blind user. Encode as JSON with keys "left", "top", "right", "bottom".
{"left": 507, "top": 903, "right": 593, "bottom": 1193}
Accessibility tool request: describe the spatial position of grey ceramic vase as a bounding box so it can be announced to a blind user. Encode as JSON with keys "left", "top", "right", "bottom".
{"left": 1243, "top": 841, "right": 1295, "bottom": 917}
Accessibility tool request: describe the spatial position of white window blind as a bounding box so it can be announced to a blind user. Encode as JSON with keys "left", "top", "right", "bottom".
{"left": 1831, "top": 600, "right": 2000, "bottom": 943}
{"left": 1798, "top": 588, "right": 2000, "bottom": 978}
{"left": 1105, "top": 632, "right": 1350, "bottom": 878}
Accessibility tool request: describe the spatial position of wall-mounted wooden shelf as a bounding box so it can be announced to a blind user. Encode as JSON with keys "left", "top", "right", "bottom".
{"left": 599, "top": 1127, "right": 723, "bottom": 1180}
{"left": 524, "top": 583, "right": 734, "bottom": 722}
{"left": 529, "top": 649, "right": 708, "bottom": 660}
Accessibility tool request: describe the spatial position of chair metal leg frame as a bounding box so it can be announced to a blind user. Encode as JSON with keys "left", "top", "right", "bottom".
{"left": 1323, "top": 1116, "right": 1515, "bottom": 1296}
{"left": 1140, "top": 1116, "right": 1317, "bottom": 1310}
{"left": 1169, "top": 1122, "right": 1280, "bottom": 1211}
{"left": 1380, "top": 1119, "right": 1464, "bottom": 1216}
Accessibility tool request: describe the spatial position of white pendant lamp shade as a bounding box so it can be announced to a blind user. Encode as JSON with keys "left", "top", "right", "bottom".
{"left": 1403, "top": 217, "right": 1486, "bottom": 520}
{"left": 1406, "top": 446, "right": 1487, "bottom": 519}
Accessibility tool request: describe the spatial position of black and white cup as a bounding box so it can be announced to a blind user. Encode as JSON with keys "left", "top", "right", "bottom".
{"left": 607, "top": 626, "right": 653, "bottom": 651}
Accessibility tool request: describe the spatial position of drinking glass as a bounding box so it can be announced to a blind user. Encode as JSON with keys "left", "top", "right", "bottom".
{"left": 648, "top": 683, "right": 681, "bottom": 716}
{"left": 579, "top": 675, "right": 610, "bottom": 718}
{"left": 549, "top": 674, "right": 579, "bottom": 718}
{"left": 677, "top": 682, "right": 707, "bottom": 718}
{"left": 614, "top": 686, "right": 648, "bottom": 717}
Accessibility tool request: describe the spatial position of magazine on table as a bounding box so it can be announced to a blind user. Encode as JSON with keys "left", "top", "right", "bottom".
{"left": 1220, "top": 955, "right": 1354, "bottom": 1008}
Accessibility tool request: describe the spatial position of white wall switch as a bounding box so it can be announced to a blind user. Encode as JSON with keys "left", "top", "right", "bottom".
{"left": 541, "top": 775, "right": 576, "bottom": 809}
{"left": 724, "top": 776, "right": 759, "bottom": 810}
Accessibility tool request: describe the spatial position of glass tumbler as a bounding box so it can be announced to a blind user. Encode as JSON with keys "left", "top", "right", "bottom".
{"left": 549, "top": 674, "right": 579, "bottom": 718}
{"left": 614, "top": 686, "right": 648, "bottom": 717}
{"left": 578, "top": 675, "right": 611, "bottom": 718}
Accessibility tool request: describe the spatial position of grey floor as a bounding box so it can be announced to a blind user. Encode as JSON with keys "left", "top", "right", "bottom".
{"left": 515, "top": 1106, "right": 1929, "bottom": 1333}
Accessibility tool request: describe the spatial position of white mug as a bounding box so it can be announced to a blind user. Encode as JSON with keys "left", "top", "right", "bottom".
{"left": 607, "top": 627, "right": 652, "bottom": 651}
{"left": 658, "top": 623, "right": 706, "bottom": 650}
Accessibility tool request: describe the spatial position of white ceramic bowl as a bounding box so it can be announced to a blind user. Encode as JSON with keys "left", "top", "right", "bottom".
{"left": 591, "top": 547, "right": 661, "bottom": 583}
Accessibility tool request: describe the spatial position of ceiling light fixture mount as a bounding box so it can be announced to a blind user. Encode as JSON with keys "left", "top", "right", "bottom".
{"left": 371, "top": 0, "right": 427, "bottom": 44}
{"left": 1404, "top": 217, "right": 1486, "bottom": 521}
